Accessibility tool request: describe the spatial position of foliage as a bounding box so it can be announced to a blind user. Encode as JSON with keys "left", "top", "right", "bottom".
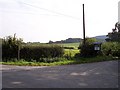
{"left": 79, "top": 38, "right": 99, "bottom": 57}
{"left": 85, "top": 37, "right": 97, "bottom": 44}
{"left": 1, "top": 56, "right": 117, "bottom": 66}
{"left": 2, "top": 35, "right": 64, "bottom": 62}
{"left": 101, "top": 42, "right": 120, "bottom": 57}
{"left": 104, "top": 22, "right": 120, "bottom": 57}
{"left": 2, "top": 34, "right": 23, "bottom": 60}
{"left": 64, "top": 49, "right": 79, "bottom": 59}
{"left": 20, "top": 45, "right": 64, "bottom": 62}
{"left": 78, "top": 38, "right": 97, "bottom": 48}
{"left": 106, "top": 22, "right": 120, "bottom": 42}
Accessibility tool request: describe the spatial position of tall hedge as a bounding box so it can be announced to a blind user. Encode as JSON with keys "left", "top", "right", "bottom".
{"left": 2, "top": 35, "right": 64, "bottom": 62}
{"left": 20, "top": 45, "right": 64, "bottom": 61}
{"left": 2, "top": 43, "right": 64, "bottom": 61}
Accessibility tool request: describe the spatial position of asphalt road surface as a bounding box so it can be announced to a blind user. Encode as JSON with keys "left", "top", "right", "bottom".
{"left": 1, "top": 60, "right": 118, "bottom": 88}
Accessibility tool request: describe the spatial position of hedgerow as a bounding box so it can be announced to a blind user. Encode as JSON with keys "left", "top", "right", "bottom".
{"left": 20, "top": 45, "right": 64, "bottom": 62}
{"left": 2, "top": 35, "right": 64, "bottom": 62}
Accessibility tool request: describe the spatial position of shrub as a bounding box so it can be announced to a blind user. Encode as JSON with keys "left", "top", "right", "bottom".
{"left": 2, "top": 35, "right": 23, "bottom": 61}
{"left": 80, "top": 44, "right": 98, "bottom": 57}
{"left": 101, "top": 42, "right": 120, "bottom": 57}
{"left": 79, "top": 38, "right": 99, "bottom": 57}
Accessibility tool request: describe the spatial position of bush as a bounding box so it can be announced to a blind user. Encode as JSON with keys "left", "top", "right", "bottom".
{"left": 2, "top": 35, "right": 23, "bottom": 61}
{"left": 102, "top": 42, "right": 120, "bottom": 57}
{"left": 80, "top": 44, "right": 99, "bottom": 57}
{"left": 79, "top": 38, "right": 99, "bottom": 57}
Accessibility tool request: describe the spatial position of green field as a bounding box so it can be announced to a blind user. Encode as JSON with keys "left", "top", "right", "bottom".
{"left": 27, "top": 43, "right": 80, "bottom": 48}
{"left": 25, "top": 42, "right": 80, "bottom": 49}
{"left": 64, "top": 49, "right": 79, "bottom": 57}
{"left": 55, "top": 43, "right": 80, "bottom": 49}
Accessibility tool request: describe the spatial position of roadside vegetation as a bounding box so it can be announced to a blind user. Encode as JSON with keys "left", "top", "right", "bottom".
{"left": 1, "top": 22, "right": 120, "bottom": 66}
{"left": 2, "top": 56, "right": 116, "bottom": 66}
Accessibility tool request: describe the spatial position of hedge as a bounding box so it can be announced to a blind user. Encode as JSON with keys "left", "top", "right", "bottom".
{"left": 2, "top": 44, "right": 64, "bottom": 62}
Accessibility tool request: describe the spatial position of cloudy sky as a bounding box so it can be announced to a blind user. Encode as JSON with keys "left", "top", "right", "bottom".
{"left": 0, "top": 0, "right": 119, "bottom": 43}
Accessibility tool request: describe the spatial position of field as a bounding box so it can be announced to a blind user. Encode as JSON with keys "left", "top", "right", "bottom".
{"left": 25, "top": 42, "right": 80, "bottom": 49}
{"left": 55, "top": 43, "right": 80, "bottom": 49}
{"left": 64, "top": 49, "right": 79, "bottom": 57}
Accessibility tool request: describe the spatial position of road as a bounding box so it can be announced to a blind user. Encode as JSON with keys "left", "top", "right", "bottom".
{"left": 1, "top": 60, "right": 118, "bottom": 88}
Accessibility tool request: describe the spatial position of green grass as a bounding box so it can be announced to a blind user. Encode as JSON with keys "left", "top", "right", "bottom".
{"left": 56, "top": 43, "right": 80, "bottom": 49}
{"left": 1, "top": 60, "right": 74, "bottom": 66}
{"left": 25, "top": 43, "right": 80, "bottom": 49}
{"left": 64, "top": 49, "right": 79, "bottom": 57}
{"left": 1, "top": 56, "right": 118, "bottom": 66}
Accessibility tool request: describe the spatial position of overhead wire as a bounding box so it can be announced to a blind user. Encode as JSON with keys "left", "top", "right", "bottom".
{"left": 0, "top": 9, "right": 60, "bottom": 16}
{"left": 17, "top": 1, "right": 81, "bottom": 20}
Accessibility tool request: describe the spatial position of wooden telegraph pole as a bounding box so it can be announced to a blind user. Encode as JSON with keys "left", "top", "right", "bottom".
{"left": 83, "top": 4, "right": 86, "bottom": 45}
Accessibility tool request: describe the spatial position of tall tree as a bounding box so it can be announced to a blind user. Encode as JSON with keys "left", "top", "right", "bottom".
{"left": 106, "top": 22, "right": 120, "bottom": 42}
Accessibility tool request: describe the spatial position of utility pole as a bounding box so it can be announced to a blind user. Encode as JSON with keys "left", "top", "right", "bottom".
{"left": 83, "top": 4, "right": 86, "bottom": 45}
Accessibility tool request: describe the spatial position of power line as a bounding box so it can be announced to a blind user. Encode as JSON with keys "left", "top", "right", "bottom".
{"left": 1, "top": 9, "right": 80, "bottom": 20}
{"left": 17, "top": 1, "right": 81, "bottom": 20}
{"left": 0, "top": 9, "right": 59, "bottom": 16}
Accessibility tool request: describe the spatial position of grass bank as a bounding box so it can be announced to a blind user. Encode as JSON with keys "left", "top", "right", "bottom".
{"left": 1, "top": 56, "right": 118, "bottom": 66}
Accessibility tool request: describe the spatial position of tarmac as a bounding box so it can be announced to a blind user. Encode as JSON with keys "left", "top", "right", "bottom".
{"left": 1, "top": 60, "right": 118, "bottom": 88}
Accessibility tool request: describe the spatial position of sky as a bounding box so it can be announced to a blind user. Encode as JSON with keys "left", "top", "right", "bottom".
{"left": 0, "top": 0, "right": 119, "bottom": 43}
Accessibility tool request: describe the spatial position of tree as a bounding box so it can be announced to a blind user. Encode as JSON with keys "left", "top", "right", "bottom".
{"left": 49, "top": 40, "right": 53, "bottom": 44}
{"left": 106, "top": 22, "right": 120, "bottom": 42}
{"left": 2, "top": 34, "right": 23, "bottom": 60}
{"left": 79, "top": 38, "right": 98, "bottom": 57}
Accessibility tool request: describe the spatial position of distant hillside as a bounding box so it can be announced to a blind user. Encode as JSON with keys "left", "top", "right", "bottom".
{"left": 49, "top": 38, "right": 82, "bottom": 44}
{"left": 93, "top": 35, "right": 107, "bottom": 42}
{"left": 95, "top": 35, "right": 107, "bottom": 39}
{"left": 48, "top": 35, "right": 107, "bottom": 44}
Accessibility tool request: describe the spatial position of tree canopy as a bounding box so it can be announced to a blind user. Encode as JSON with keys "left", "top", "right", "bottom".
{"left": 106, "top": 22, "right": 120, "bottom": 42}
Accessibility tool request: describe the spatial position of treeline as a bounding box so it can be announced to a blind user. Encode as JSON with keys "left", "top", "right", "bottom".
{"left": 49, "top": 38, "right": 82, "bottom": 44}
{"left": 2, "top": 35, "right": 64, "bottom": 62}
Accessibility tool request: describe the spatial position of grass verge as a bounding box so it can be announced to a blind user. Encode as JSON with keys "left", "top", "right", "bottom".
{"left": 1, "top": 56, "right": 119, "bottom": 66}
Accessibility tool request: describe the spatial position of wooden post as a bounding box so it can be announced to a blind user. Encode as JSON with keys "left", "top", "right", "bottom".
{"left": 83, "top": 4, "right": 86, "bottom": 45}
